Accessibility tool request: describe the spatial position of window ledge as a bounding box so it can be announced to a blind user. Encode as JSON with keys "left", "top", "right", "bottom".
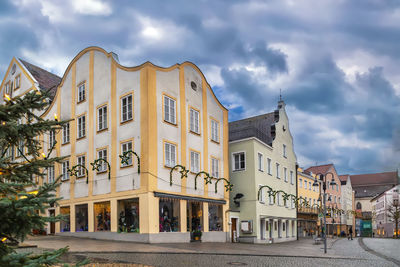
{"left": 96, "top": 170, "right": 108, "bottom": 174}
{"left": 62, "top": 141, "right": 70, "bottom": 146}
{"left": 211, "top": 139, "right": 220, "bottom": 145}
{"left": 189, "top": 130, "right": 201, "bottom": 136}
{"left": 163, "top": 120, "right": 178, "bottom": 127}
{"left": 77, "top": 136, "right": 86, "bottom": 141}
{"left": 120, "top": 118, "right": 133, "bottom": 125}
{"left": 120, "top": 164, "right": 133, "bottom": 169}
{"left": 77, "top": 99, "right": 86, "bottom": 105}
{"left": 97, "top": 128, "right": 108, "bottom": 134}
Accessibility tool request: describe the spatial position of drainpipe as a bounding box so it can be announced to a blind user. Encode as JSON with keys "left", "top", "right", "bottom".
{"left": 296, "top": 163, "right": 299, "bottom": 241}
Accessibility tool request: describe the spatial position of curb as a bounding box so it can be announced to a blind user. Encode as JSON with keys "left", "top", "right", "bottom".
{"left": 358, "top": 237, "right": 400, "bottom": 266}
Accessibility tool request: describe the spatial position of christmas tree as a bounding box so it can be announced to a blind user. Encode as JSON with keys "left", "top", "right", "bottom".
{"left": 0, "top": 90, "right": 85, "bottom": 266}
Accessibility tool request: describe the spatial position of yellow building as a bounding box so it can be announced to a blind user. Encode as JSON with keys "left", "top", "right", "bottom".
{"left": 297, "top": 167, "right": 321, "bottom": 237}
{"left": 0, "top": 47, "right": 230, "bottom": 243}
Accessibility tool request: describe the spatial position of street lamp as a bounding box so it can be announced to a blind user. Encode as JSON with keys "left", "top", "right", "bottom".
{"left": 313, "top": 172, "right": 336, "bottom": 254}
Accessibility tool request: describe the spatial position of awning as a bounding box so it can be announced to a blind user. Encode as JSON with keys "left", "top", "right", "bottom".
{"left": 154, "top": 192, "right": 226, "bottom": 204}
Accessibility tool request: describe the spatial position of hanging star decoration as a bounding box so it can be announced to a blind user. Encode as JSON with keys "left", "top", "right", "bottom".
{"left": 179, "top": 167, "right": 189, "bottom": 179}
{"left": 204, "top": 175, "right": 213, "bottom": 185}
{"left": 119, "top": 150, "right": 140, "bottom": 173}
{"left": 224, "top": 182, "right": 233, "bottom": 192}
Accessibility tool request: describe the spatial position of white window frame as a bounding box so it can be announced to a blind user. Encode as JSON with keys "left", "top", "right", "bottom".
{"left": 259, "top": 185, "right": 265, "bottom": 204}
{"left": 49, "top": 129, "right": 56, "bottom": 148}
{"left": 47, "top": 165, "right": 55, "bottom": 183}
{"left": 290, "top": 171, "right": 294, "bottom": 184}
{"left": 121, "top": 141, "right": 133, "bottom": 167}
{"left": 284, "top": 167, "right": 287, "bottom": 182}
{"left": 15, "top": 75, "right": 20, "bottom": 89}
{"left": 276, "top": 163, "right": 280, "bottom": 178}
{"left": 190, "top": 150, "right": 200, "bottom": 173}
{"left": 189, "top": 108, "right": 200, "bottom": 134}
{"left": 77, "top": 83, "right": 85, "bottom": 103}
{"left": 98, "top": 105, "right": 108, "bottom": 131}
{"left": 299, "top": 178, "right": 303, "bottom": 188}
{"left": 267, "top": 158, "right": 271, "bottom": 175}
{"left": 16, "top": 140, "right": 24, "bottom": 157}
{"left": 269, "top": 193, "right": 274, "bottom": 205}
{"left": 164, "top": 95, "right": 176, "bottom": 124}
{"left": 121, "top": 94, "right": 133, "bottom": 122}
{"left": 258, "top": 153, "right": 263, "bottom": 171}
{"left": 283, "top": 144, "right": 287, "bottom": 158}
{"left": 211, "top": 119, "right": 219, "bottom": 142}
{"left": 309, "top": 181, "right": 311, "bottom": 191}
{"left": 97, "top": 149, "right": 108, "bottom": 172}
{"left": 277, "top": 192, "right": 281, "bottom": 206}
{"left": 61, "top": 161, "right": 70, "bottom": 181}
{"left": 232, "top": 152, "right": 245, "bottom": 171}
{"left": 62, "top": 122, "right": 70, "bottom": 144}
{"left": 164, "top": 142, "right": 177, "bottom": 167}
{"left": 77, "top": 155, "right": 86, "bottom": 177}
{"left": 77, "top": 115, "right": 86, "bottom": 139}
{"left": 211, "top": 158, "right": 219, "bottom": 178}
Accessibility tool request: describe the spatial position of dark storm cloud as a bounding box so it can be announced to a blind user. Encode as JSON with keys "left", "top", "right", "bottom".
{"left": 0, "top": 0, "right": 398, "bottom": 174}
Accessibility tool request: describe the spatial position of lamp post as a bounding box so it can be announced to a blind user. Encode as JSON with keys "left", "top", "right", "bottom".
{"left": 313, "top": 172, "right": 337, "bottom": 254}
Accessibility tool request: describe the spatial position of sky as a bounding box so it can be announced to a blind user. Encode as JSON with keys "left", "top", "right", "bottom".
{"left": 0, "top": 0, "right": 399, "bottom": 175}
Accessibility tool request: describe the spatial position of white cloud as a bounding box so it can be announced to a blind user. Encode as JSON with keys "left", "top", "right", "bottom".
{"left": 72, "top": 0, "right": 112, "bottom": 16}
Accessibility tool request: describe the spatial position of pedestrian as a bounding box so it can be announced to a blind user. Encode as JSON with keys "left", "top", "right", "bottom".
{"left": 348, "top": 227, "right": 353, "bottom": 240}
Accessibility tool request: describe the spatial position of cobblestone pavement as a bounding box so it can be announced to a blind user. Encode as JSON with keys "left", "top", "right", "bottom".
{"left": 362, "top": 238, "right": 400, "bottom": 263}
{"left": 19, "top": 236, "right": 398, "bottom": 266}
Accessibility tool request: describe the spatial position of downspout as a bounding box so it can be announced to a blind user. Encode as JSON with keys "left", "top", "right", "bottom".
{"left": 296, "top": 163, "right": 299, "bottom": 241}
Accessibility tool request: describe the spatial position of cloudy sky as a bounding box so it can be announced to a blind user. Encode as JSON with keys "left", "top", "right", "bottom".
{"left": 1, "top": 0, "right": 399, "bottom": 175}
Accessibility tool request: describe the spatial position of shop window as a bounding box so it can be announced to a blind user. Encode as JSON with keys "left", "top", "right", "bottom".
{"left": 60, "top": 206, "right": 70, "bottom": 232}
{"left": 75, "top": 204, "right": 88, "bottom": 232}
{"left": 118, "top": 198, "right": 139, "bottom": 233}
{"left": 159, "top": 199, "right": 180, "bottom": 232}
{"left": 208, "top": 204, "right": 223, "bottom": 231}
{"left": 94, "top": 201, "right": 111, "bottom": 231}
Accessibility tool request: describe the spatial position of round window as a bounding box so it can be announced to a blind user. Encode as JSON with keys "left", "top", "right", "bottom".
{"left": 191, "top": 81, "right": 197, "bottom": 91}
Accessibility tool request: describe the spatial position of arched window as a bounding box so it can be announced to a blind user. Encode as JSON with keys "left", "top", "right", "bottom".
{"left": 356, "top": 202, "right": 362, "bottom": 210}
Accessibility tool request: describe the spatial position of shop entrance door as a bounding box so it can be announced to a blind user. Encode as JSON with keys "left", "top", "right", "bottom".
{"left": 260, "top": 219, "right": 266, "bottom": 240}
{"left": 231, "top": 218, "right": 237, "bottom": 242}
{"left": 187, "top": 202, "right": 203, "bottom": 241}
{"left": 49, "top": 210, "right": 55, "bottom": 234}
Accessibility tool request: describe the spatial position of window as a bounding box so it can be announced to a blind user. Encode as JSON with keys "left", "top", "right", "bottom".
{"left": 211, "top": 158, "right": 219, "bottom": 178}
{"left": 269, "top": 193, "right": 274, "bottom": 205}
{"left": 304, "top": 181, "right": 307, "bottom": 189}
{"left": 97, "top": 149, "right": 108, "bottom": 172}
{"left": 5, "top": 82, "right": 10, "bottom": 94}
{"left": 285, "top": 196, "right": 289, "bottom": 207}
{"left": 334, "top": 196, "right": 337, "bottom": 203}
{"left": 77, "top": 83, "right": 85, "bottom": 102}
{"left": 277, "top": 192, "right": 281, "bottom": 206}
{"left": 290, "top": 171, "right": 294, "bottom": 184}
{"left": 211, "top": 119, "right": 219, "bottom": 142}
{"left": 299, "top": 178, "right": 303, "bottom": 188}
{"left": 47, "top": 165, "right": 55, "bottom": 183}
{"left": 62, "top": 123, "right": 70, "bottom": 144}
{"left": 121, "top": 94, "right": 133, "bottom": 122}
{"left": 208, "top": 204, "right": 223, "bottom": 231}
{"left": 309, "top": 181, "right": 311, "bottom": 190}
{"left": 15, "top": 74, "right": 20, "bottom": 89}
{"left": 49, "top": 129, "right": 56, "bottom": 148}
{"left": 259, "top": 185, "right": 265, "bottom": 203}
{"left": 284, "top": 167, "right": 287, "bottom": 182}
{"left": 164, "top": 142, "right": 176, "bottom": 167}
{"left": 267, "top": 158, "right": 271, "bottom": 175}
{"left": 77, "top": 115, "right": 86, "bottom": 139}
{"left": 258, "top": 153, "right": 263, "bottom": 171}
{"left": 283, "top": 144, "right": 287, "bottom": 158}
{"left": 62, "top": 161, "right": 70, "bottom": 181}
{"left": 276, "top": 163, "right": 280, "bottom": 178}
{"left": 16, "top": 140, "right": 24, "bottom": 157}
{"left": 336, "top": 184, "right": 339, "bottom": 191}
{"left": 189, "top": 108, "right": 200, "bottom": 134}
{"left": 121, "top": 141, "right": 133, "bottom": 167}
{"left": 98, "top": 105, "right": 108, "bottom": 131}
{"left": 190, "top": 150, "right": 200, "bottom": 173}
{"left": 77, "top": 155, "right": 86, "bottom": 177}
{"left": 233, "top": 152, "right": 245, "bottom": 171}
{"left": 164, "top": 95, "right": 176, "bottom": 124}
{"left": 291, "top": 198, "right": 295, "bottom": 209}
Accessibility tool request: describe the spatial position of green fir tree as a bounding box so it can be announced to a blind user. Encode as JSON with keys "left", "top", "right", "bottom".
{"left": 0, "top": 90, "right": 86, "bottom": 266}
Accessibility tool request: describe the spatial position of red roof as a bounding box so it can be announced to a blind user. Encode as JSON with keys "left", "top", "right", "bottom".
{"left": 305, "top": 164, "right": 333, "bottom": 175}
{"left": 350, "top": 171, "right": 398, "bottom": 186}
{"left": 339, "top": 174, "right": 349, "bottom": 182}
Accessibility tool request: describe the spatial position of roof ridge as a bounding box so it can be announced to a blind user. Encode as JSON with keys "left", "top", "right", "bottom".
{"left": 19, "top": 58, "right": 61, "bottom": 79}
{"left": 350, "top": 171, "right": 398, "bottom": 176}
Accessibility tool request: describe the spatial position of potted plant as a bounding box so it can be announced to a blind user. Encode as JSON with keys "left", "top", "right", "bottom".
{"left": 193, "top": 230, "right": 202, "bottom": 241}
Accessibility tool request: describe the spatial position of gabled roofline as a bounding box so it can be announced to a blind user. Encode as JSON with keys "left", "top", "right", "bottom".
{"left": 41, "top": 46, "right": 228, "bottom": 117}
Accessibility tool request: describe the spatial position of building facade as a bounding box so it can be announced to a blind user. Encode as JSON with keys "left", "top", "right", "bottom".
{"left": 0, "top": 47, "right": 230, "bottom": 243}
{"left": 371, "top": 185, "right": 400, "bottom": 238}
{"left": 338, "top": 175, "right": 355, "bottom": 235}
{"left": 228, "top": 100, "right": 297, "bottom": 243}
{"left": 350, "top": 171, "right": 399, "bottom": 237}
{"left": 297, "top": 168, "right": 320, "bottom": 237}
{"left": 305, "top": 164, "right": 342, "bottom": 236}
